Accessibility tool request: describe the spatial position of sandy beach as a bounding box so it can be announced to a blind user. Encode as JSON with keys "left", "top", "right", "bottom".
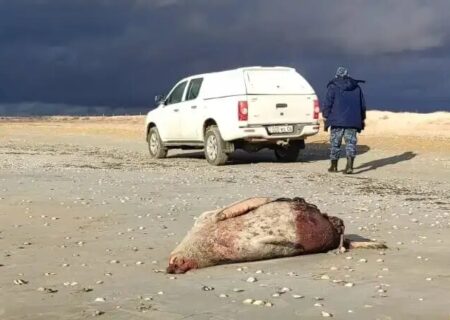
{"left": 1, "top": 111, "right": 449, "bottom": 319}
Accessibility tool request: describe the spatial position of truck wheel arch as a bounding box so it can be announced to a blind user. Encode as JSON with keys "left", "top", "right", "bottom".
{"left": 146, "top": 122, "right": 157, "bottom": 141}
{"left": 203, "top": 119, "right": 235, "bottom": 154}
{"left": 203, "top": 119, "right": 218, "bottom": 139}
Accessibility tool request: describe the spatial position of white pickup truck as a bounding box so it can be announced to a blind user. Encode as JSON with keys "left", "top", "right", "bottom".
{"left": 145, "top": 66, "right": 320, "bottom": 165}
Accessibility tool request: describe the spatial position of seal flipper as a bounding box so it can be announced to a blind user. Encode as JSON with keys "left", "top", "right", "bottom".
{"left": 216, "top": 197, "right": 272, "bottom": 221}
{"left": 344, "top": 240, "right": 387, "bottom": 250}
{"left": 256, "top": 235, "right": 293, "bottom": 246}
{"left": 343, "top": 235, "right": 387, "bottom": 250}
{"left": 252, "top": 235, "right": 301, "bottom": 252}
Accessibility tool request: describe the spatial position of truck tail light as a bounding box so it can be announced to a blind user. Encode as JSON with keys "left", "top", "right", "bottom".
{"left": 238, "top": 101, "right": 248, "bottom": 121}
{"left": 313, "top": 99, "right": 320, "bottom": 120}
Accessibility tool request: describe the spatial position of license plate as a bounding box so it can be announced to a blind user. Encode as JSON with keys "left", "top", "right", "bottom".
{"left": 267, "top": 125, "right": 294, "bottom": 134}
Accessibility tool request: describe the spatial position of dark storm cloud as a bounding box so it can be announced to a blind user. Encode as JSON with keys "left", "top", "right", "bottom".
{"left": 0, "top": 0, "right": 449, "bottom": 115}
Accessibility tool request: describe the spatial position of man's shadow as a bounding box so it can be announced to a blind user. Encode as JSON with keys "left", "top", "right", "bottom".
{"left": 354, "top": 151, "right": 417, "bottom": 174}
{"left": 302, "top": 141, "right": 370, "bottom": 162}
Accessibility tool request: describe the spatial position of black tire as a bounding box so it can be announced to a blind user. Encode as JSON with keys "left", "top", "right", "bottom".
{"left": 274, "top": 143, "right": 301, "bottom": 162}
{"left": 204, "top": 126, "right": 229, "bottom": 166}
{"left": 148, "top": 127, "right": 168, "bottom": 159}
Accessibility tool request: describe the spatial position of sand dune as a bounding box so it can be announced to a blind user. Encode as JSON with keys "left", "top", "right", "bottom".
{"left": 1, "top": 111, "right": 449, "bottom": 155}
{"left": 2, "top": 110, "right": 450, "bottom": 137}
{"left": 363, "top": 110, "right": 450, "bottom": 137}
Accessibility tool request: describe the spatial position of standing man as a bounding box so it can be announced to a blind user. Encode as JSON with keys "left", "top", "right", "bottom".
{"left": 321, "top": 67, "right": 366, "bottom": 174}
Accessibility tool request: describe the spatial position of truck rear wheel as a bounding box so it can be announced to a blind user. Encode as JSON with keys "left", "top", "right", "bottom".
{"left": 204, "top": 126, "right": 228, "bottom": 166}
{"left": 274, "top": 143, "right": 301, "bottom": 162}
{"left": 148, "top": 127, "right": 168, "bottom": 159}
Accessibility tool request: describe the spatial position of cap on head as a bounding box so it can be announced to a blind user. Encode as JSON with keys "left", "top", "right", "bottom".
{"left": 335, "top": 66, "right": 349, "bottom": 78}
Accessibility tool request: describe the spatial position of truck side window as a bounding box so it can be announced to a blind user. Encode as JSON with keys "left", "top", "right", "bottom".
{"left": 166, "top": 81, "right": 187, "bottom": 105}
{"left": 185, "top": 78, "right": 203, "bottom": 101}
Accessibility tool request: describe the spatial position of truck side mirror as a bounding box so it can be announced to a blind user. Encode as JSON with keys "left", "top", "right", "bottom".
{"left": 155, "top": 94, "right": 166, "bottom": 105}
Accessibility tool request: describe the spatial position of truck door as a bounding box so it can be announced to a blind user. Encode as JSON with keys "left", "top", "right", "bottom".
{"left": 179, "top": 78, "right": 204, "bottom": 141}
{"left": 159, "top": 80, "right": 188, "bottom": 141}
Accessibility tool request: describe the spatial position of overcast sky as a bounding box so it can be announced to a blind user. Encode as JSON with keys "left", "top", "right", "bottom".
{"left": 1, "top": 0, "right": 449, "bottom": 115}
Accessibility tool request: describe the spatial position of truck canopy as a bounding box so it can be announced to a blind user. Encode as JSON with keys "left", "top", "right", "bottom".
{"left": 199, "top": 67, "right": 314, "bottom": 100}
{"left": 199, "top": 69, "right": 246, "bottom": 100}
{"left": 242, "top": 68, "right": 317, "bottom": 125}
{"left": 244, "top": 68, "right": 315, "bottom": 95}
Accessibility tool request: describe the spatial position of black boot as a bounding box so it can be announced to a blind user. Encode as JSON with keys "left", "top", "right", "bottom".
{"left": 344, "top": 157, "right": 354, "bottom": 174}
{"left": 328, "top": 160, "right": 338, "bottom": 173}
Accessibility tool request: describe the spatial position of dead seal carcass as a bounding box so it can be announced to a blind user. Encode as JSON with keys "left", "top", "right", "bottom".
{"left": 167, "top": 197, "right": 385, "bottom": 274}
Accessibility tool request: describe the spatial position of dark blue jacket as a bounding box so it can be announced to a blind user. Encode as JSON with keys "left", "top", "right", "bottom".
{"left": 321, "top": 77, "right": 366, "bottom": 131}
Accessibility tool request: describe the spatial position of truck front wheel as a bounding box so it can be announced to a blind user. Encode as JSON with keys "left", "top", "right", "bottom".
{"left": 204, "top": 126, "right": 229, "bottom": 166}
{"left": 148, "top": 127, "right": 168, "bottom": 159}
